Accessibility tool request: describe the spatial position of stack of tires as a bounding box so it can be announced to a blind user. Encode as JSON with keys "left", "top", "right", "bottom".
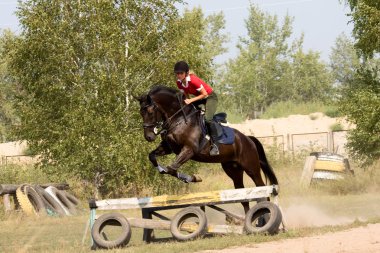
{"left": 16, "top": 184, "right": 80, "bottom": 216}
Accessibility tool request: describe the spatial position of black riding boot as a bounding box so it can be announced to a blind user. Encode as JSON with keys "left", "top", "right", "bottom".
{"left": 206, "top": 121, "right": 220, "bottom": 156}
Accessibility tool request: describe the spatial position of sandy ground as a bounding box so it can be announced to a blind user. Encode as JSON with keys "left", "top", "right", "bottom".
{"left": 199, "top": 223, "right": 380, "bottom": 253}
{"left": 228, "top": 112, "right": 353, "bottom": 136}
{"left": 228, "top": 113, "right": 354, "bottom": 155}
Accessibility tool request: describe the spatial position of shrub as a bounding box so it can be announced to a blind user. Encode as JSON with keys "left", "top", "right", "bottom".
{"left": 330, "top": 123, "right": 344, "bottom": 131}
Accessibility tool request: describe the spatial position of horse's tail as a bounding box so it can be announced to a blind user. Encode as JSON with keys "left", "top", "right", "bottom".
{"left": 248, "top": 136, "right": 279, "bottom": 186}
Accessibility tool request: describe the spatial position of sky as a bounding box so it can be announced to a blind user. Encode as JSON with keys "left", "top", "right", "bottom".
{"left": 0, "top": 0, "right": 353, "bottom": 64}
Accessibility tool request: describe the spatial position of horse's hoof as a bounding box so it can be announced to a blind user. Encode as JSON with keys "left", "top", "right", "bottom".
{"left": 193, "top": 175, "right": 203, "bottom": 182}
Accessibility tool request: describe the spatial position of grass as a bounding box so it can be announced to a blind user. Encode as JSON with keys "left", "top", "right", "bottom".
{"left": 0, "top": 143, "right": 380, "bottom": 253}
{"left": 260, "top": 101, "right": 340, "bottom": 119}
{"left": 223, "top": 110, "right": 245, "bottom": 124}
{"left": 220, "top": 100, "right": 341, "bottom": 122}
{"left": 1, "top": 149, "right": 379, "bottom": 252}
{"left": 0, "top": 207, "right": 379, "bottom": 253}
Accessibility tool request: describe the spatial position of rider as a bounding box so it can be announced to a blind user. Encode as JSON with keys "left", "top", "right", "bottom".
{"left": 174, "top": 61, "right": 220, "bottom": 156}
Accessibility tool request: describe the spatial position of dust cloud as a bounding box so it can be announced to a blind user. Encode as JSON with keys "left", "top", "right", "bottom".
{"left": 282, "top": 204, "right": 359, "bottom": 228}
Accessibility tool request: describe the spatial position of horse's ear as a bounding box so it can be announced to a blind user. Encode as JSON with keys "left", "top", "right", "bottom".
{"left": 132, "top": 94, "right": 141, "bottom": 101}
{"left": 133, "top": 94, "right": 146, "bottom": 103}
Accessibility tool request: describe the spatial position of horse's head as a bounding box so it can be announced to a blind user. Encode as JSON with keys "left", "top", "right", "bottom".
{"left": 136, "top": 85, "right": 187, "bottom": 142}
{"left": 136, "top": 94, "right": 163, "bottom": 142}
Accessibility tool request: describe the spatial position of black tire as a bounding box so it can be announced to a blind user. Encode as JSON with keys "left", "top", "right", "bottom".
{"left": 244, "top": 201, "right": 282, "bottom": 235}
{"left": 91, "top": 213, "right": 131, "bottom": 249}
{"left": 48, "top": 187, "right": 77, "bottom": 215}
{"left": 55, "top": 190, "right": 78, "bottom": 215}
{"left": 64, "top": 191, "right": 81, "bottom": 206}
{"left": 34, "top": 185, "right": 66, "bottom": 216}
{"left": 16, "top": 184, "right": 46, "bottom": 216}
{"left": 25, "top": 185, "right": 47, "bottom": 215}
{"left": 170, "top": 207, "right": 208, "bottom": 241}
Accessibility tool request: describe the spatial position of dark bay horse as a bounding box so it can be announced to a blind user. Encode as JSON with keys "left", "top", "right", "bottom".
{"left": 137, "top": 85, "right": 278, "bottom": 213}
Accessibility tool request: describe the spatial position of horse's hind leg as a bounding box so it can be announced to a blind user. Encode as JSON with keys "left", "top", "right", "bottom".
{"left": 241, "top": 156, "right": 266, "bottom": 187}
{"left": 241, "top": 158, "right": 271, "bottom": 202}
{"left": 221, "top": 162, "right": 250, "bottom": 214}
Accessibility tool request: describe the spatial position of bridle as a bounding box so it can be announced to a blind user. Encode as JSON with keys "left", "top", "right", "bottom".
{"left": 141, "top": 93, "right": 197, "bottom": 135}
{"left": 141, "top": 99, "right": 164, "bottom": 134}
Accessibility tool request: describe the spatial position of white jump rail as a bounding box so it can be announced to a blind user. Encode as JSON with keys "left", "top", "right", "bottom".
{"left": 89, "top": 185, "right": 279, "bottom": 210}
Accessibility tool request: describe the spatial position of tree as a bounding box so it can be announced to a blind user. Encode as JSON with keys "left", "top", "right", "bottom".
{"left": 287, "top": 49, "right": 333, "bottom": 102}
{"left": 165, "top": 8, "right": 228, "bottom": 84}
{"left": 329, "top": 33, "right": 360, "bottom": 86}
{"left": 339, "top": 65, "right": 380, "bottom": 166}
{"left": 220, "top": 5, "right": 332, "bottom": 118}
{"left": 0, "top": 30, "right": 19, "bottom": 142}
{"left": 344, "top": 0, "right": 380, "bottom": 57}
{"left": 338, "top": 1, "right": 380, "bottom": 166}
{"left": 6, "top": 1, "right": 227, "bottom": 197}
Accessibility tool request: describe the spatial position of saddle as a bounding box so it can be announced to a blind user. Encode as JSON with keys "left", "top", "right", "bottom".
{"left": 199, "top": 112, "right": 235, "bottom": 145}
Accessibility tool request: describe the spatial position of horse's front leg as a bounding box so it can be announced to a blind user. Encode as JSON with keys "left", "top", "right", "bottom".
{"left": 165, "top": 146, "right": 202, "bottom": 183}
{"left": 149, "top": 141, "right": 172, "bottom": 174}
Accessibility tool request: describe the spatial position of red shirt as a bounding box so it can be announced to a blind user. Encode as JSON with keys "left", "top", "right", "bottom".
{"left": 176, "top": 74, "right": 213, "bottom": 96}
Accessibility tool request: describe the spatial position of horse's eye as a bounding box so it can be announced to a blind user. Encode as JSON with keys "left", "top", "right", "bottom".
{"left": 147, "top": 106, "right": 155, "bottom": 114}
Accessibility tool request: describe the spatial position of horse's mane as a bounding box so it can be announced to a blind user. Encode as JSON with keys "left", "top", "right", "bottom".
{"left": 148, "top": 85, "right": 178, "bottom": 97}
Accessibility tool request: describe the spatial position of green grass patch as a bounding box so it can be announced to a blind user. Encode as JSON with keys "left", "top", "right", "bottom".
{"left": 260, "top": 101, "right": 340, "bottom": 119}
{"left": 223, "top": 109, "right": 245, "bottom": 123}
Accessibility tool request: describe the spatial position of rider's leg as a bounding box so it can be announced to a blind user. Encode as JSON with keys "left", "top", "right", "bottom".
{"left": 206, "top": 121, "right": 220, "bottom": 155}
{"left": 205, "top": 92, "right": 219, "bottom": 155}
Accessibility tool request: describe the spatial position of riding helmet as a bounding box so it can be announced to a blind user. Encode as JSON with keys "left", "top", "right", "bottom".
{"left": 174, "top": 61, "right": 189, "bottom": 73}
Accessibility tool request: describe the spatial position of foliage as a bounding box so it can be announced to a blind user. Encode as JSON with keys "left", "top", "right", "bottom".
{"left": 344, "top": 0, "right": 380, "bottom": 57}
{"left": 220, "top": 5, "right": 332, "bottom": 118}
{"left": 329, "top": 123, "right": 344, "bottom": 131}
{"left": 338, "top": 1, "right": 380, "bottom": 166}
{"left": 4, "top": 1, "right": 227, "bottom": 197}
{"left": 339, "top": 65, "right": 380, "bottom": 166}
{"left": 169, "top": 8, "right": 228, "bottom": 84}
{"left": 329, "top": 33, "right": 360, "bottom": 87}
{"left": 0, "top": 164, "right": 49, "bottom": 185}
{"left": 0, "top": 30, "right": 19, "bottom": 142}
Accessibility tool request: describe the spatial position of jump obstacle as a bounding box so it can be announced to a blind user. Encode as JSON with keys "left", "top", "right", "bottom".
{"left": 85, "top": 185, "right": 285, "bottom": 249}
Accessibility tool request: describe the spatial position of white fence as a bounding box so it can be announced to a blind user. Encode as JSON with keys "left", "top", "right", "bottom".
{"left": 256, "top": 130, "right": 349, "bottom": 157}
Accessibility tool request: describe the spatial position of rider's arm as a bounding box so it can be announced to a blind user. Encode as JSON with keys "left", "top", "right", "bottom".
{"left": 184, "top": 87, "right": 207, "bottom": 104}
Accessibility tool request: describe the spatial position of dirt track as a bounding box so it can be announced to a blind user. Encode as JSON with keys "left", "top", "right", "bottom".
{"left": 199, "top": 223, "right": 380, "bottom": 253}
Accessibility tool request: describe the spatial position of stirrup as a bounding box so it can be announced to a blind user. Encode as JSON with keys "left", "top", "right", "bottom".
{"left": 210, "top": 143, "right": 219, "bottom": 156}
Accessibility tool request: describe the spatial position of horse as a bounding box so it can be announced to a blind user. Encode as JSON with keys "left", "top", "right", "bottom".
{"left": 136, "top": 85, "right": 278, "bottom": 213}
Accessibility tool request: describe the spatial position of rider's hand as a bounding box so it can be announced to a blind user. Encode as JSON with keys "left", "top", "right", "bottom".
{"left": 184, "top": 98, "right": 192, "bottom": 104}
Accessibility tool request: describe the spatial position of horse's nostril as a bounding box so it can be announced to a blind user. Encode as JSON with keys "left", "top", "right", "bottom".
{"left": 146, "top": 135, "right": 154, "bottom": 142}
